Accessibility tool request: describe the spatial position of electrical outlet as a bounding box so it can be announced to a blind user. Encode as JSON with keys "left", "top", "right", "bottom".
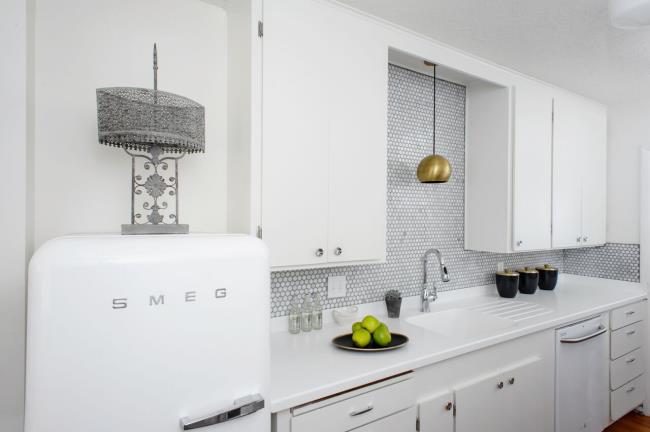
{"left": 327, "top": 275, "right": 347, "bottom": 298}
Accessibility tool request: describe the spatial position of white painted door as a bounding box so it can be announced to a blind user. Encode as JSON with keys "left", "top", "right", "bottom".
{"left": 262, "top": 0, "right": 331, "bottom": 267}
{"left": 326, "top": 5, "right": 387, "bottom": 264}
{"left": 552, "top": 95, "right": 584, "bottom": 248}
{"left": 454, "top": 369, "right": 507, "bottom": 432}
{"left": 455, "top": 358, "right": 544, "bottom": 432}
{"left": 507, "top": 359, "right": 545, "bottom": 432}
{"left": 418, "top": 390, "right": 454, "bottom": 432}
{"left": 512, "top": 83, "right": 553, "bottom": 251}
{"left": 580, "top": 101, "right": 607, "bottom": 247}
{"left": 350, "top": 406, "right": 416, "bottom": 432}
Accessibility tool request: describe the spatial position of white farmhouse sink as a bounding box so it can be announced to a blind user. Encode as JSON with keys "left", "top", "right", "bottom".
{"left": 406, "top": 308, "right": 516, "bottom": 338}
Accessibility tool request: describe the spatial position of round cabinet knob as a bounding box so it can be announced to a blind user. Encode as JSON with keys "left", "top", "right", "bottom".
{"left": 583, "top": 236, "right": 589, "bottom": 242}
{"left": 576, "top": 236, "right": 582, "bottom": 243}
{"left": 508, "top": 377, "right": 515, "bottom": 385}
{"left": 334, "top": 247, "right": 343, "bottom": 256}
{"left": 497, "top": 381, "right": 504, "bottom": 389}
{"left": 445, "top": 402, "right": 453, "bottom": 411}
{"left": 315, "top": 248, "right": 324, "bottom": 257}
{"left": 516, "top": 240, "right": 523, "bottom": 247}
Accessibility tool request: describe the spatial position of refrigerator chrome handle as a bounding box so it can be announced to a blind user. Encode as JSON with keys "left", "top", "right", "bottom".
{"left": 560, "top": 325, "right": 607, "bottom": 344}
{"left": 180, "top": 394, "right": 265, "bottom": 430}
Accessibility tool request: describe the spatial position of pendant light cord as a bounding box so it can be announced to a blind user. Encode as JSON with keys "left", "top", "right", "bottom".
{"left": 432, "top": 64, "right": 437, "bottom": 154}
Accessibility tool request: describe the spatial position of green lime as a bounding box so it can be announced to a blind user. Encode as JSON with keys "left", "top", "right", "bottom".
{"left": 352, "top": 329, "right": 372, "bottom": 348}
{"left": 373, "top": 326, "right": 392, "bottom": 347}
{"left": 351, "top": 322, "right": 363, "bottom": 332}
{"left": 361, "top": 315, "right": 380, "bottom": 334}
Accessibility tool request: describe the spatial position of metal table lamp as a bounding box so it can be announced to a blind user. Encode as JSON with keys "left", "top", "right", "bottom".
{"left": 96, "top": 44, "right": 205, "bottom": 235}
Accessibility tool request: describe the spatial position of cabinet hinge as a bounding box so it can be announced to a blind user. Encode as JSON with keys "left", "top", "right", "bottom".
{"left": 256, "top": 225, "right": 262, "bottom": 239}
{"left": 453, "top": 404, "right": 457, "bottom": 417}
{"left": 415, "top": 416, "right": 420, "bottom": 432}
{"left": 258, "top": 21, "right": 263, "bottom": 38}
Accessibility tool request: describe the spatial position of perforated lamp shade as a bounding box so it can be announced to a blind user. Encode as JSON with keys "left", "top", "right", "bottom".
{"left": 96, "top": 87, "right": 205, "bottom": 153}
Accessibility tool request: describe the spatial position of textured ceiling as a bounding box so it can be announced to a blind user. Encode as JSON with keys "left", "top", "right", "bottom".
{"left": 337, "top": 0, "right": 650, "bottom": 104}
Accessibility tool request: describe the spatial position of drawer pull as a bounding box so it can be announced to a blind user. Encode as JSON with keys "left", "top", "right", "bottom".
{"left": 627, "top": 386, "right": 636, "bottom": 393}
{"left": 349, "top": 405, "right": 373, "bottom": 417}
{"left": 626, "top": 330, "right": 636, "bottom": 336}
{"left": 445, "top": 402, "right": 453, "bottom": 411}
{"left": 508, "top": 378, "right": 515, "bottom": 385}
{"left": 626, "top": 311, "right": 636, "bottom": 316}
{"left": 626, "top": 357, "right": 637, "bottom": 364}
{"left": 497, "top": 381, "right": 504, "bottom": 389}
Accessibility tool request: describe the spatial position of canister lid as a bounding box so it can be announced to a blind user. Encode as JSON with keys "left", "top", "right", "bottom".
{"left": 535, "top": 263, "right": 558, "bottom": 272}
{"left": 518, "top": 266, "right": 539, "bottom": 274}
{"left": 496, "top": 269, "right": 519, "bottom": 277}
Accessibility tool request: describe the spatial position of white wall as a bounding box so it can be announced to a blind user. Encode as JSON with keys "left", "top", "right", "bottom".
{"left": 0, "top": 0, "right": 27, "bottom": 430}
{"left": 33, "top": 0, "right": 228, "bottom": 248}
{"left": 607, "top": 99, "right": 650, "bottom": 244}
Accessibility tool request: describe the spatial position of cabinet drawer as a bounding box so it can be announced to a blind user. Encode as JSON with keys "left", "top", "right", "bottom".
{"left": 611, "top": 375, "right": 646, "bottom": 421}
{"left": 353, "top": 406, "right": 416, "bottom": 432}
{"left": 611, "top": 348, "right": 644, "bottom": 390}
{"left": 291, "top": 376, "right": 415, "bottom": 432}
{"left": 611, "top": 302, "right": 645, "bottom": 330}
{"left": 611, "top": 322, "right": 643, "bottom": 359}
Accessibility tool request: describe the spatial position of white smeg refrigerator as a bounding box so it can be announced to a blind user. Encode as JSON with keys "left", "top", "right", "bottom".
{"left": 25, "top": 234, "right": 270, "bottom": 432}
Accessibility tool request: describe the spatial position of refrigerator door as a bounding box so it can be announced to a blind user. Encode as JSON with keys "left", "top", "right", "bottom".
{"left": 26, "top": 234, "right": 270, "bottom": 432}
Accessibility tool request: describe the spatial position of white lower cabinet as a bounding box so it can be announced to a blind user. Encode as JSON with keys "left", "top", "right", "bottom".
{"left": 287, "top": 374, "right": 416, "bottom": 432}
{"left": 353, "top": 406, "right": 416, "bottom": 432}
{"left": 454, "top": 358, "right": 543, "bottom": 432}
{"left": 609, "top": 301, "right": 647, "bottom": 422}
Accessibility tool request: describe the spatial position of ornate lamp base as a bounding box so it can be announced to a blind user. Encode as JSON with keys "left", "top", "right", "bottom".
{"left": 122, "top": 224, "right": 189, "bottom": 235}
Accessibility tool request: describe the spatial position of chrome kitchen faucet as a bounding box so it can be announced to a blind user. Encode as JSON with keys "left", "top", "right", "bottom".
{"left": 421, "top": 248, "right": 450, "bottom": 312}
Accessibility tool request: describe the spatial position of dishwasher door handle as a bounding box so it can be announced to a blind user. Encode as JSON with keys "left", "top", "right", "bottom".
{"left": 560, "top": 325, "right": 607, "bottom": 344}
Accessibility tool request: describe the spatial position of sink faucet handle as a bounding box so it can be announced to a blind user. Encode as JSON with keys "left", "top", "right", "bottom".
{"left": 441, "top": 264, "right": 450, "bottom": 282}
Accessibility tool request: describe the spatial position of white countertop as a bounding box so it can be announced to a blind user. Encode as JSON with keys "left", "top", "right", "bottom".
{"left": 269, "top": 274, "right": 647, "bottom": 413}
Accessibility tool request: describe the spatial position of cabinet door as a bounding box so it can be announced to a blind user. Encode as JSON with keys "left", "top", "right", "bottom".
{"left": 350, "top": 406, "right": 416, "bottom": 432}
{"left": 262, "top": 0, "right": 331, "bottom": 267}
{"left": 552, "top": 95, "right": 584, "bottom": 248}
{"left": 326, "top": 9, "right": 387, "bottom": 264}
{"left": 454, "top": 369, "right": 507, "bottom": 432}
{"left": 418, "top": 390, "right": 454, "bottom": 432}
{"left": 580, "top": 102, "right": 607, "bottom": 247}
{"left": 506, "top": 358, "right": 545, "bottom": 432}
{"left": 455, "top": 358, "right": 544, "bottom": 432}
{"left": 512, "top": 83, "right": 553, "bottom": 251}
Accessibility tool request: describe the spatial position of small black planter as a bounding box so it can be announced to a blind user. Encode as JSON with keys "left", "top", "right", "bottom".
{"left": 385, "top": 290, "right": 402, "bottom": 318}
{"left": 496, "top": 270, "right": 519, "bottom": 298}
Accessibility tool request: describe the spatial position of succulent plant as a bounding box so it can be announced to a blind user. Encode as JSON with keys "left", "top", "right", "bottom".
{"left": 385, "top": 289, "right": 402, "bottom": 301}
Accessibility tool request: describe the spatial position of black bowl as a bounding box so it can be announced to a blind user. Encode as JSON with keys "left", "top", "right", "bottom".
{"left": 332, "top": 333, "right": 409, "bottom": 352}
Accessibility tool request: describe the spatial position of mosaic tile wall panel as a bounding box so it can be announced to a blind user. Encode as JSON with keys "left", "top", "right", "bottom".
{"left": 270, "top": 65, "right": 565, "bottom": 317}
{"left": 564, "top": 243, "right": 640, "bottom": 282}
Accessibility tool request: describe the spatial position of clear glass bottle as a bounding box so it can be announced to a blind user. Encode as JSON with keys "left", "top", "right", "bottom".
{"left": 288, "top": 296, "right": 301, "bottom": 334}
{"left": 311, "top": 293, "right": 323, "bottom": 330}
{"left": 301, "top": 294, "right": 313, "bottom": 332}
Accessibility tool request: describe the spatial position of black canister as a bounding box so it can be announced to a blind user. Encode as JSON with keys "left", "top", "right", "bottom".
{"left": 536, "top": 264, "right": 559, "bottom": 290}
{"left": 496, "top": 269, "right": 519, "bottom": 298}
{"left": 517, "top": 267, "right": 539, "bottom": 294}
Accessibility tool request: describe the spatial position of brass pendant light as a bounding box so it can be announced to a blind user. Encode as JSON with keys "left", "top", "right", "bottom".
{"left": 417, "top": 61, "right": 452, "bottom": 183}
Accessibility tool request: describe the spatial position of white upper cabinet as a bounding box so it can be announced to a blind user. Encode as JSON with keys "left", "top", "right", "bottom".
{"left": 511, "top": 83, "right": 554, "bottom": 252}
{"left": 465, "top": 80, "right": 553, "bottom": 253}
{"left": 552, "top": 93, "right": 607, "bottom": 249}
{"left": 262, "top": 0, "right": 387, "bottom": 269}
{"left": 466, "top": 78, "right": 607, "bottom": 253}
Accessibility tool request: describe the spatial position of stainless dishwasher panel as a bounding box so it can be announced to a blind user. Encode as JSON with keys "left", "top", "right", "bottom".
{"left": 556, "top": 315, "right": 610, "bottom": 432}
